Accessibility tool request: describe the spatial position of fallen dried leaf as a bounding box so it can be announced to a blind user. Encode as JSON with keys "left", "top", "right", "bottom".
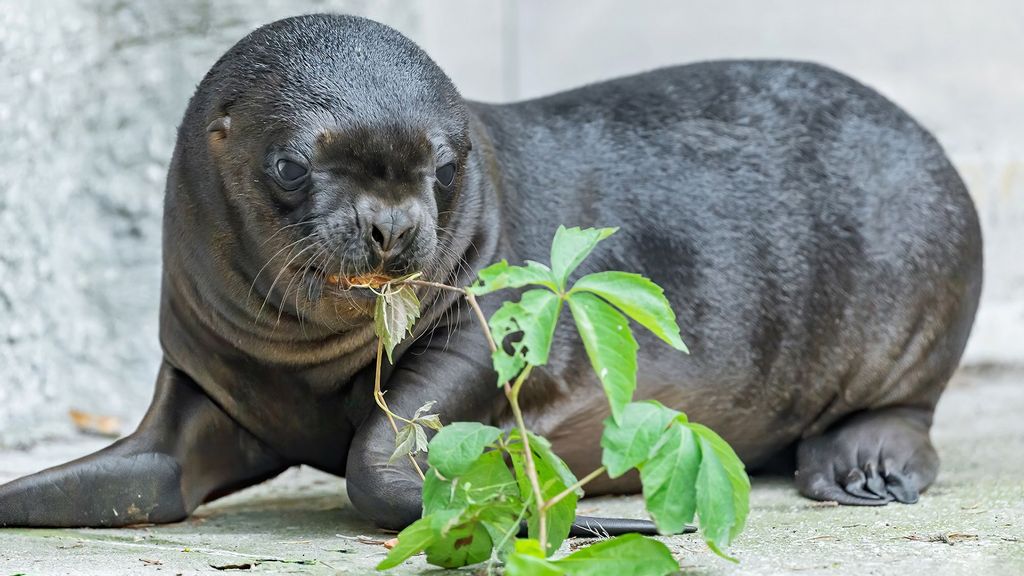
{"left": 384, "top": 537, "right": 399, "bottom": 550}
{"left": 69, "top": 409, "right": 122, "bottom": 437}
{"left": 139, "top": 558, "right": 162, "bottom": 566}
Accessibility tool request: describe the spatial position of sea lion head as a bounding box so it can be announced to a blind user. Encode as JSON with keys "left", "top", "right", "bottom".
{"left": 167, "top": 14, "right": 477, "bottom": 331}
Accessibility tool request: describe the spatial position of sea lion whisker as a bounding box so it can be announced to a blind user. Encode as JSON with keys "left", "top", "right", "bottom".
{"left": 257, "top": 218, "right": 313, "bottom": 250}
{"left": 276, "top": 241, "right": 327, "bottom": 329}
{"left": 248, "top": 234, "right": 314, "bottom": 305}
{"left": 259, "top": 239, "right": 317, "bottom": 327}
{"left": 295, "top": 241, "right": 333, "bottom": 334}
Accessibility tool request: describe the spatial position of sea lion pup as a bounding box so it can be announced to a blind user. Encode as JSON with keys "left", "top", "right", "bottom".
{"left": 0, "top": 14, "right": 981, "bottom": 531}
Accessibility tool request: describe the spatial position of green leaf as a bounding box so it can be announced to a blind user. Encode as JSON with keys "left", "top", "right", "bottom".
{"left": 571, "top": 271, "right": 688, "bottom": 353}
{"left": 416, "top": 414, "right": 443, "bottom": 431}
{"left": 688, "top": 423, "right": 750, "bottom": 545}
{"left": 421, "top": 467, "right": 522, "bottom": 569}
{"left": 567, "top": 291, "right": 639, "bottom": 423}
{"left": 507, "top": 554, "right": 566, "bottom": 576}
{"left": 424, "top": 519, "right": 493, "bottom": 568}
{"left": 426, "top": 422, "right": 504, "bottom": 480}
{"left": 375, "top": 516, "right": 437, "bottom": 570}
{"left": 600, "top": 401, "right": 678, "bottom": 478}
{"left": 489, "top": 289, "right": 562, "bottom": 386}
{"left": 694, "top": 435, "right": 737, "bottom": 554}
{"left": 412, "top": 400, "right": 436, "bottom": 419}
{"left": 603, "top": 402, "right": 748, "bottom": 554}
{"left": 525, "top": 432, "right": 581, "bottom": 496}
{"left": 549, "top": 226, "right": 618, "bottom": 290}
{"left": 411, "top": 401, "right": 442, "bottom": 431}
{"left": 552, "top": 533, "right": 679, "bottom": 576}
{"left": 478, "top": 502, "right": 524, "bottom": 559}
{"left": 373, "top": 284, "right": 421, "bottom": 362}
{"left": 388, "top": 422, "right": 426, "bottom": 465}
{"left": 506, "top": 539, "right": 566, "bottom": 576}
{"left": 639, "top": 419, "right": 701, "bottom": 535}
{"left": 513, "top": 538, "right": 547, "bottom": 559}
{"left": 468, "top": 260, "right": 558, "bottom": 295}
{"left": 422, "top": 450, "right": 520, "bottom": 516}
{"left": 416, "top": 451, "right": 524, "bottom": 569}
{"left": 413, "top": 450, "right": 520, "bottom": 565}
{"left": 509, "top": 434, "right": 578, "bottom": 556}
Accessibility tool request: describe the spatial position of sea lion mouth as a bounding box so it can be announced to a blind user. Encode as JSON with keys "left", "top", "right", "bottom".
{"left": 324, "top": 273, "right": 393, "bottom": 289}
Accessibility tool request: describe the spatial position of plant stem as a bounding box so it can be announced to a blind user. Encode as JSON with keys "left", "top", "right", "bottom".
{"left": 541, "top": 466, "right": 606, "bottom": 512}
{"left": 506, "top": 365, "right": 548, "bottom": 551}
{"left": 487, "top": 499, "right": 533, "bottom": 575}
{"left": 401, "top": 278, "right": 466, "bottom": 294}
{"left": 397, "top": 278, "right": 498, "bottom": 356}
{"left": 465, "top": 292, "right": 498, "bottom": 353}
{"left": 374, "top": 339, "right": 425, "bottom": 481}
{"left": 393, "top": 276, "right": 549, "bottom": 546}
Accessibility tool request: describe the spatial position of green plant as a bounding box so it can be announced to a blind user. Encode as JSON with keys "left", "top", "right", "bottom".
{"left": 370, "top": 226, "right": 750, "bottom": 573}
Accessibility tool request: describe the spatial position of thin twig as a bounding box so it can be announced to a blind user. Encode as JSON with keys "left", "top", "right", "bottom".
{"left": 385, "top": 276, "right": 546, "bottom": 541}
{"left": 397, "top": 278, "right": 498, "bottom": 355}
{"left": 401, "top": 278, "right": 467, "bottom": 294}
{"left": 407, "top": 455, "right": 426, "bottom": 482}
{"left": 487, "top": 496, "right": 533, "bottom": 574}
{"left": 457, "top": 285, "right": 547, "bottom": 548}
{"left": 374, "top": 339, "right": 425, "bottom": 481}
{"left": 373, "top": 340, "right": 400, "bottom": 434}
{"left": 507, "top": 366, "right": 548, "bottom": 550}
{"left": 465, "top": 292, "right": 498, "bottom": 354}
{"left": 542, "top": 466, "right": 606, "bottom": 512}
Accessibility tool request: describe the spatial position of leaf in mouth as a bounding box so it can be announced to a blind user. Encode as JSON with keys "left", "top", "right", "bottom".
{"left": 374, "top": 282, "right": 422, "bottom": 363}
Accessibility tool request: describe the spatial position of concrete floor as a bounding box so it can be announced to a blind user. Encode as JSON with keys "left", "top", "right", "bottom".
{"left": 0, "top": 369, "right": 1021, "bottom": 575}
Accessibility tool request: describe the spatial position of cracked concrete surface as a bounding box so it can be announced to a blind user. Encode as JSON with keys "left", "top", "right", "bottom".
{"left": 1, "top": 369, "right": 1021, "bottom": 575}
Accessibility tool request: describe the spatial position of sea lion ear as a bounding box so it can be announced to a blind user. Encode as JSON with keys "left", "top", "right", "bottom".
{"left": 206, "top": 114, "right": 231, "bottom": 155}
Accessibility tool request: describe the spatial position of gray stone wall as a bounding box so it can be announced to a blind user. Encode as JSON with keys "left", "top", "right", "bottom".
{"left": 0, "top": 0, "right": 419, "bottom": 446}
{"left": 1, "top": 0, "right": 1021, "bottom": 446}
{"left": 502, "top": 0, "right": 1024, "bottom": 371}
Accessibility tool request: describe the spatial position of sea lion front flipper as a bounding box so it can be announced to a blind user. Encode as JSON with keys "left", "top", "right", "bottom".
{"left": 0, "top": 361, "right": 288, "bottom": 527}
{"left": 345, "top": 310, "right": 502, "bottom": 531}
{"left": 343, "top": 308, "right": 679, "bottom": 537}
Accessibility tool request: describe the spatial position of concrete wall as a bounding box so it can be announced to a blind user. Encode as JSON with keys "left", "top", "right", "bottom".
{"left": 0, "top": 0, "right": 1020, "bottom": 446}
{"left": 0, "top": 0, "right": 421, "bottom": 446}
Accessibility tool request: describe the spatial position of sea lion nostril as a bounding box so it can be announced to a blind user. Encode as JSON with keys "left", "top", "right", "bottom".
{"left": 368, "top": 212, "right": 415, "bottom": 254}
{"left": 371, "top": 224, "right": 387, "bottom": 249}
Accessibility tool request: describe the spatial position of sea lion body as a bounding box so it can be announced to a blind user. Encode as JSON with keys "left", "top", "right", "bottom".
{"left": 0, "top": 15, "right": 981, "bottom": 529}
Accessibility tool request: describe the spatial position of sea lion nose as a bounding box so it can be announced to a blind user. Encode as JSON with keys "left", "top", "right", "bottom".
{"left": 364, "top": 208, "right": 417, "bottom": 257}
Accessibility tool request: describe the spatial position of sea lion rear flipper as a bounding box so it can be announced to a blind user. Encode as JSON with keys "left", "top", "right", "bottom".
{"left": 0, "top": 361, "right": 288, "bottom": 527}
{"left": 795, "top": 406, "right": 939, "bottom": 506}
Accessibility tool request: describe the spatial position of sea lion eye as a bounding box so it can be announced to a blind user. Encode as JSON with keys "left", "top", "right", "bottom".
{"left": 435, "top": 163, "right": 456, "bottom": 189}
{"left": 275, "top": 158, "right": 308, "bottom": 190}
